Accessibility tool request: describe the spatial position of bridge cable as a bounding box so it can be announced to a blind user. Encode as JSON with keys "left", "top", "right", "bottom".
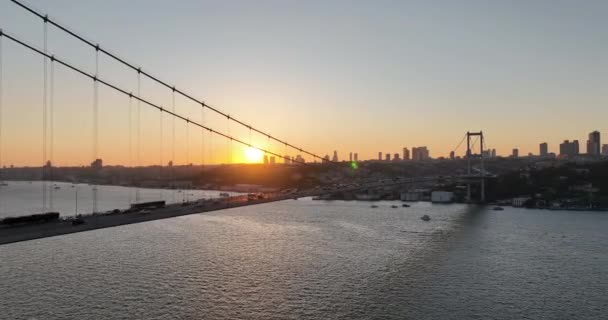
{"left": 9, "top": 0, "right": 332, "bottom": 163}
{"left": 42, "top": 19, "right": 48, "bottom": 213}
{"left": 128, "top": 96, "right": 133, "bottom": 204}
{"left": 0, "top": 33, "right": 3, "bottom": 211}
{"left": 171, "top": 90, "right": 176, "bottom": 203}
{"left": 49, "top": 54, "right": 55, "bottom": 211}
{"left": 135, "top": 71, "right": 141, "bottom": 203}
{"left": 450, "top": 133, "right": 467, "bottom": 157}
{"left": 0, "top": 31, "right": 311, "bottom": 167}
{"left": 185, "top": 118, "right": 190, "bottom": 203}
{"left": 92, "top": 46, "right": 99, "bottom": 213}
{"left": 159, "top": 99, "right": 163, "bottom": 201}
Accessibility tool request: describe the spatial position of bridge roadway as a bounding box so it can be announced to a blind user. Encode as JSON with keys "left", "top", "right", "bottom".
{"left": 0, "top": 176, "right": 469, "bottom": 245}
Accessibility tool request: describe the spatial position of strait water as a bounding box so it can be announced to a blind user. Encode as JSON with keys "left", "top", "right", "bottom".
{"left": 0, "top": 181, "right": 239, "bottom": 218}
{"left": 1, "top": 199, "right": 607, "bottom": 319}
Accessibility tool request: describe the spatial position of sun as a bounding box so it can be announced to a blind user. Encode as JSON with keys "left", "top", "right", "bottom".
{"left": 244, "top": 147, "right": 264, "bottom": 163}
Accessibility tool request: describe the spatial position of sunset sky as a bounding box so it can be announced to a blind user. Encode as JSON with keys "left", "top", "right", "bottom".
{"left": 0, "top": 0, "right": 607, "bottom": 166}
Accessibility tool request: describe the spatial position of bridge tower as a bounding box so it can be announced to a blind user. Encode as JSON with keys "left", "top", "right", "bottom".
{"left": 466, "top": 131, "right": 485, "bottom": 202}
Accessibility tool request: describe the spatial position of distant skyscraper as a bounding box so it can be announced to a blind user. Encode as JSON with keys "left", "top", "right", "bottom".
{"left": 91, "top": 158, "right": 103, "bottom": 169}
{"left": 587, "top": 131, "right": 600, "bottom": 156}
{"left": 385, "top": 153, "right": 391, "bottom": 161}
{"left": 323, "top": 155, "right": 330, "bottom": 163}
{"left": 332, "top": 151, "right": 339, "bottom": 162}
{"left": 449, "top": 151, "right": 455, "bottom": 160}
{"left": 512, "top": 149, "right": 519, "bottom": 158}
{"left": 491, "top": 149, "right": 496, "bottom": 158}
{"left": 412, "top": 147, "right": 430, "bottom": 161}
{"left": 284, "top": 155, "right": 292, "bottom": 164}
{"left": 378, "top": 152, "right": 382, "bottom": 161}
{"left": 403, "top": 148, "right": 410, "bottom": 160}
{"left": 263, "top": 155, "right": 269, "bottom": 164}
{"left": 295, "top": 155, "right": 305, "bottom": 163}
{"left": 559, "top": 140, "right": 579, "bottom": 158}
{"left": 393, "top": 153, "right": 400, "bottom": 161}
{"left": 602, "top": 144, "right": 608, "bottom": 156}
{"left": 539, "top": 143, "right": 548, "bottom": 157}
{"left": 269, "top": 156, "right": 276, "bottom": 165}
{"left": 354, "top": 153, "right": 358, "bottom": 162}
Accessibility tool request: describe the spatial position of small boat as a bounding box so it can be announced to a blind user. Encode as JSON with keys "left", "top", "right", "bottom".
{"left": 371, "top": 205, "right": 378, "bottom": 208}
{"left": 0, "top": 182, "right": 8, "bottom": 186}
{"left": 402, "top": 203, "right": 410, "bottom": 208}
{"left": 53, "top": 185, "right": 60, "bottom": 190}
{"left": 391, "top": 205, "right": 398, "bottom": 208}
{"left": 420, "top": 215, "right": 430, "bottom": 221}
{"left": 492, "top": 206, "right": 504, "bottom": 211}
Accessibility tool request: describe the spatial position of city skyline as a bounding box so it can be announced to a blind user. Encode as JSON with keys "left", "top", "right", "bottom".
{"left": 0, "top": 0, "right": 607, "bottom": 166}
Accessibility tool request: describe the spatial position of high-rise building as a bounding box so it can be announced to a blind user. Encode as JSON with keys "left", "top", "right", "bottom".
{"left": 284, "top": 155, "right": 292, "bottom": 164}
{"left": 403, "top": 148, "right": 410, "bottom": 161}
{"left": 269, "top": 156, "right": 276, "bottom": 165}
{"left": 323, "top": 155, "right": 330, "bottom": 163}
{"left": 491, "top": 149, "right": 496, "bottom": 158}
{"left": 587, "top": 131, "right": 601, "bottom": 156}
{"left": 539, "top": 142, "right": 548, "bottom": 157}
{"left": 385, "top": 153, "right": 391, "bottom": 161}
{"left": 412, "top": 147, "right": 430, "bottom": 161}
{"left": 559, "top": 140, "right": 579, "bottom": 158}
{"left": 449, "top": 151, "right": 455, "bottom": 160}
{"left": 295, "top": 155, "right": 305, "bottom": 163}
{"left": 393, "top": 153, "right": 401, "bottom": 161}
{"left": 91, "top": 158, "right": 103, "bottom": 169}
{"left": 263, "top": 155, "right": 269, "bottom": 164}
{"left": 602, "top": 144, "right": 608, "bottom": 156}
{"left": 354, "top": 153, "right": 358, "bottom": 162}
{"left": 512, "top": 149, "right": 519, "bottom": 158}
{"left": 332, "top": 151, "right": 338, "bottom": 162}
{"left": 349, "top": 152, "right": 353, "bottom": 162}
{"left": 378, "top": 152, "right": 382, "bottom": 161}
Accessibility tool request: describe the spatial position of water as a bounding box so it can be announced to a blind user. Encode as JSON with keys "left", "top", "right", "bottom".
{"left": 0, "top": 181, "right": 240, "bottom": 218}
{"left": 1, "top": 200, "right": 606, "bottom": 319}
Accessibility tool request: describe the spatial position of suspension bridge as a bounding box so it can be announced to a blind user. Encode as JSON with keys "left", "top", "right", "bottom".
{"left": 0, "top": 0, "right": 491, "bottom": 244}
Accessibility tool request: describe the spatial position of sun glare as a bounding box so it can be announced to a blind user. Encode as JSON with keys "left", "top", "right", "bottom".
{"left": 245, "top": 147, "right": 264, "bottom": 163}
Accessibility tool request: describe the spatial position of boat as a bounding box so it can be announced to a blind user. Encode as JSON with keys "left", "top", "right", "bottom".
{"left": 492, "top": 206, "right": 504, "bottom": 211}
{"left": 0, "top": 182, "right": 8, "bottom": 186}
{"left": 391, "top": 205, "right": 398, "bottom": 208}
{"left": 53, "top": 185, "right": 60, "bottom": 190}
{"left": 371, "top": 205, "right": 378, "bottom": 208}
{"left": 420, "top": 215, "right": 430, "bottom": 221}
{"left": 402, "top": 203, "right": 410, "bottom": 207}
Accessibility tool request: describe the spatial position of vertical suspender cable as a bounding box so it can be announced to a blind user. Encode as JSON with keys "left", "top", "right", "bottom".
{"left": 171, "top": 89, "right": 175, "bottom": 203}
{"left": 185, "top": 119, "right": 189, "bottom": 203}
{"left": 49, "top": 56, "right": 54, "bottom": 211}
{"left": 159, "top": 104, "right": 163, "bottom": 200}
{"left": 201, "top": 106, "right": 204, "bottom": 168}
{"left": 0, "top": 34, "right": 3, "bottom": 212}
{"left": 92, "top": 47, "right": 99, "bottom": 213}
{"left": 42, "top": 19, "right": 48, "bottom": 213}
{"left": 128, "top": 96, "right": 133, "bottom": 204}
{"left": 136, "top": 71, "right": 141, "bottom": 203}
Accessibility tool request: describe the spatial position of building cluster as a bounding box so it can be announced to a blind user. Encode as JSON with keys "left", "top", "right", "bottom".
{"left": 263, "top": 155, "right": 276, "bottom": 165}
{"left": 375, "top": 146, "right": 430, "bottom": 162}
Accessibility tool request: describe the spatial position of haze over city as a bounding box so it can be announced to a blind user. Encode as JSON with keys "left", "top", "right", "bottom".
{"left": 0, "top": 0, "right": 606, "bottom": 166}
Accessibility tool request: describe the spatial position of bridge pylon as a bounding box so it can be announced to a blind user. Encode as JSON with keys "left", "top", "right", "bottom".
{"left": 466, "top": 131, "right": 485, "bottom": 203}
